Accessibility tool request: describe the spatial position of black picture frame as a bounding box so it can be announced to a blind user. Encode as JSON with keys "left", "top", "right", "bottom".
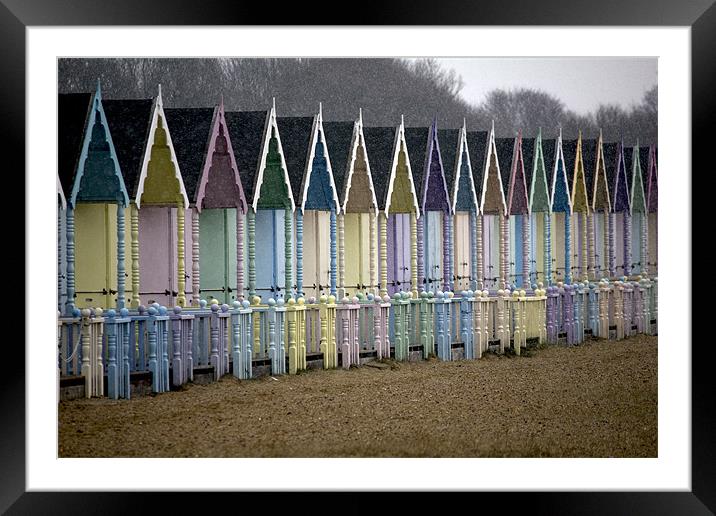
{"left": 4, "top": 0, "right": 709, "bottom": 512}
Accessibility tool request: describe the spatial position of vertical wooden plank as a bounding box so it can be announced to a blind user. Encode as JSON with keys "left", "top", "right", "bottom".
{"left": 247, "top": 208, "right": 256, "bottom": 298}
{"left": 236, "top": 209, "right": 244, "bottom": 300}
{"left": 130, "top": 203, "right": 139, "bottom": 308}
{"left": 284, "top": 208, "right": 293, "bottom": 298}
{"left": 199, "top": 209, "right": 226, "bottom": 303}
{"left": 330, "top": 209, "right": 337, "bottom": 297}
{"left": 75, "top": 203, "right": 109, "bottom": 309}
{"left": 380, "top": 213, "right": 388, "bottom": 297}
{"left": 303, "top": 210, "right": 318, "bottom": 297}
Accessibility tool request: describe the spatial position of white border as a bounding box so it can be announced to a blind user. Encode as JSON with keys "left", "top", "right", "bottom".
{"left": 31, "top": 26, "right": 689, "bottom": 491}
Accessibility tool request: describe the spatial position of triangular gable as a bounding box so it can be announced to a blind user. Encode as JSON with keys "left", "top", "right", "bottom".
{"left": 301, "top": 107, "right": 341, "bottom": 213}
{"left": 630, "top": 145, "right": 647, "bottom": 214}
{"left": 57, "top": 174, "right": 67, "bottom": 210}
{"left": 647, "top": 145, "right": 658, "bottom": 213}
{"left": 570, "top": 133, "right": 590, "bottom": 213}
{"left": 135, "top": 86, "right": 189, "bottom": 208}
{"left": 529, "top": 130, "right": 551, "bottom": 213}
{"left": 451, "top": 124, "right": 479, "bottom": 213}
{"left": 507, "top": 133, "right": 529, "bottom": 215}
{"left": 612, "top": 142, "right": 630, "bottom": 213}
{"left": 591, "top": 133, "right": 611, "bottom": 212}
{"left": 339, "top": 113, "right": 378, "bottom": 214}
{"left": 384, "top": 119, "right": 420, "bottom": 216}
{"left": 480, "top": 124, "right": 507, "bottom": 215}
{"left": 193, "top": 102, "right": 247, "bottom": 213}
{"left": 421, "top": 122, "right": 451, "bottom": 214}
{"left": 252, "top": 101, "right": 295, "bottom": 211}
{"left": 66, "top": 85, "right": 129, "bottom": 208}
{"left": 550, "top": 133, "right": 572, "bottom": 213}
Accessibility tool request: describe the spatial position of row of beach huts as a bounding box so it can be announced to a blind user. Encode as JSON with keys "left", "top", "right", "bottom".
{"left": 57, "top": 82, "right": 657, "bottom": 400}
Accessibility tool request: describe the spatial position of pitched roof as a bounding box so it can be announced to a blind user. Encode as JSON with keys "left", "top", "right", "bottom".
{"left": 582, "top": 138, "right": 598, "bottom": 196}
{"left": 438, "top": 128, "right": 460, "bottom": 194}
{"left": 521, "top": 137, "right": 535, "bottom": 192}
{"left": 623, "top": 144, "right": 634, "bottom": 192}
{"left": 58, "top": 93, "right": 92, "bottom": 197}
{"left": 495, "top": 137, "right": 515, "bottom": 195}
{"left": 322, "top": 121, "right": 355, "bottom": 205}
{"left": 103, "top": 98, "right": 154, "bottom": 198}
{"left": 224, "top": 110, "right": 269, "bottom": 203}
{"left": 467, "top": 131, "right": 488, "bottom": 202}
{"left": 362, "top": 126, "right": 397, "bottom": 209}
{"left": 276, "top": 116, "right": 315, "bottom": 203}
{"left": 164, "top": 107, "right": 216, "bottom": 205}
{"left": 639, "top": 146, "right": 650, "bottom": 189}
{"left": 562, "top": 138, "right": 578, "bottom": 188}
{"left": 542, "top": 138, "right": 556, "bottom": 187}
{"left": 404, "top": 127, "right": 430, "bottom": 199}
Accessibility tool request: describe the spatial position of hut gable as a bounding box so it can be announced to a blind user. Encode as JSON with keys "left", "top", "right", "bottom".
{"left": 325, "top": 118, "right": 376, "bottom": 214}
{"left": 610, "top": 142, "right": 631, "bottom": 213}
{"left": 528, "top": 132, "right": 551, "bottom": 213}
{"left": 591, "top": 135, "right": 611, "bottom": 212}
{"left": 506, "top": 134, "right": 529, "bottom": 215}
{"left": 569, "top": 135, "right": 590, "bottom": 213}
{"left": 467, "top": 130, "right": 488, "bottom": 210}
{"left": 166, "top": 102, "right": 246, "bottom": 213}
{"left": 406, "top": 122, "right": 450, "bottom": 213}
{"left": 103, "top": 98, "right": 154, "bottom": 201}
{"left": 646, "top": 145, "right": 658, "bottom": 213}
{"left": 551, "top": 134, "right": 572, "bottom": 213}
{"left": 277, "top": 115, "right": 315, "bottom": 209}
{"left": 480, "top": 125, "right": 507, "bottom": 215}
{"left": 362, "top": 126, "right": 396, "bottom": 212}
{"left": 442, "top": 125, "right": 477, "bottom": 213}
{"left": 298, "top": 108, "right": 341, "bottom": 213}
{"left": 59, "top": 86, "right": 128, "bottom": 208}
{"left": 629, "top": 145, "right": 647, "bottom": 214}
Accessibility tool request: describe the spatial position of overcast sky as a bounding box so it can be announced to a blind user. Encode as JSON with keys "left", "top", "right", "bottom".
{"left": 435, "top": 57, "right": 657, "bottom": 114}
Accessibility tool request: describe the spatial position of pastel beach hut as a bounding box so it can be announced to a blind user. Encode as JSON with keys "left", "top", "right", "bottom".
{"left": 466, "top": 129, "right": 488, "bottom": 289}
{"left": 566, "top": 132, "right": 591, "bottom": 283}
{"left": 495, "top": 136, "right": 517, "bottom": 287}
{"left": 226, "top": 101, "right": 295, "bottom": 301}
{"left": 585, "top": 133, "right": 611, "bottom": 280}
{"left": 405, "top": 119, "right": 452, "bottom": 293}
{"left": 104, "top": 86, "right": 191, "bottom": 309}
{"left": 644, "top": 145, "right": 658, "bottom": 275}
{"left": 606, "top": 141, "right": 632, "bottom": 278}
{"left": 440, "top": 121, "right": 479, "bottom": 292}
{"left": 363, "top": 117, "right": 421, "bottom": 297}
{"left": 279, "top": 105, "right": 340, "bottom": 300}
{"left": 627, "top": 143, "right": 648, "bottom": 276}
{"left": 527, "top": 134, "right": 556, "bottom": 286}
{"left": 549, "top": 130, "right": 573, "bottom": 284}
{"left": 477, "top": 123, "right": 509, "bottom": 291}
{"left": 503, "top": 132, "right": 531, "bottom": 289}
{"left": 325, "top": 110, "right": 379, "bottom": 298}
{"left": 59, "top": 83, "right": 131, "bottom": 314}
{"left": 164, "top": 99, "right": 248, "bottom": 305}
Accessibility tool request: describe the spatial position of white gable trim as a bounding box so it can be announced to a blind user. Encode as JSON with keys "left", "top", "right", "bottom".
{"left": 591, "top": 134, "right": 612, "bottom": 212}
{"left": 629, "top": 145, "right": 647, "bottom": 213}
{"left": 57, "top": 174, "right": 67, "bottom": 210}
{"left": 343, "top": 117, "right": 379, "bottom": 216}
{"left": 549, "top": 132, "right": 573, "bottom": 214}
{"left": 479, "top": 125, "right": 507, "bottom": 214}
{"left": 384, "top": 120, "right": 421, "bottom": 218}
{"left": 451, "top": 126, "right": 479, "bottom": 214}
{"left": 300, "top": 112, "right": 341, "bottom": 214}
{"left": 135, "top": 90, "right": 189, "bottom": 209}
{"left": 252, "top": 103, "right": 296, "bottom": 212}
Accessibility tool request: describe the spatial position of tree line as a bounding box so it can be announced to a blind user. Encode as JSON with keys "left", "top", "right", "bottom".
{"left": 58, "top": 58, "right": 657, "bottom": 145}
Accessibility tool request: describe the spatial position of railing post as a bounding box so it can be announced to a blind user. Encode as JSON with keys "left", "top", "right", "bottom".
{"left": 598, "top": 279, "right": 610, "bottom": 339}
{"left": 319, "top": 295, "right": 337, "bottom": 369}
{"left": 461, "top": 291, "right": 474, "bottom": 360}
{"left": 209, "top": 303, "right": 221, "bottom": 380}
{"left": 106, "top": 309, "right": 118, "bottom": 399}
{"left": 614, "top": 281, "right": 624, "bottom": 340}
{"left": 511, "top": 290, "right": 521, "bottom": 355}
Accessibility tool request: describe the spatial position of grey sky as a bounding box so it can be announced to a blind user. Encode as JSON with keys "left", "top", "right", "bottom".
{"left": 435, "top": 57, "right": 657, "bottom": 114}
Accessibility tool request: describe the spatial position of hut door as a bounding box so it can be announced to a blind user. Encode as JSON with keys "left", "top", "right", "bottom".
{"left": 255, "top": 209, "right": 286, "bottom": 301}
{"left": 387, "top": 213, "right": 411, "bottom": 295}
{"left": 344, "top": 213, "right": 370, "bottom": 294}
{"left": 553, "top": 212, "right": 566, "bottom": 283}
{"left": 303, "top": 210, "right": 330, "bottom": 298}
{"left": 424, "top": 211, "right": 443, "bottom": 292}
{"left": 614, "top": 212, "right": 625, "bottom": 276}
{"left": 139, "top": 206, "right": 176, "bottom": 307}
{"left": 482, "top": 214, "right": 500, "bottom": 290}
{"left": 199, "top": 208, "right": 237, "bottom": 304}
{"left": 594, "top": 212, "right": 605, "bottom": 277}
{"left": 454, "top": 212, "right": 471, "bottom": 291}
{"left": 648, "top": 212, "right": 657, "bottom": 272}
{"left": 631, "top": 213, "right": 643, "bottom": 274}
{"left": 75, "top": 203, "right": 115, "bottom": 309}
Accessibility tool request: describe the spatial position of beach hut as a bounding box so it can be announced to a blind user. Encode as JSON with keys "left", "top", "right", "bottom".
{"left": 527, "top": 134, "right": 556, "bottom": 286}
{"left": 440, "top": 121, "right": 479, "bottom": 292}
{"left": 550, "top": 131, "right": 573, "bottom": 284}
{"left": 567, "top": 132, "right": 591, "bottom": 283}
{"left": 495, "top": 136, "right": 517, "bottom": 287}
{"left": 604, "top": 141, "right": 631, "bottom": 278}
{"left": 628, "top": 144, "right": 648, "bottom": 275}
{"left": 586, "top": 132, "right": 611, "bottom": 280}
{"left": 57, "top": 174, "right": 67, "bottom": 312}
{"left": 405, "top": 119, "right": 452, "bottom": 293}
{"left": 165, "top": 99, "right": 248, "bottom": 305}
{"left": 644, "top": 145, "right": 658, "bottom": 275}
{"left": 226, "top": 101, "right": 295, "bottom": 301}
{"left": 364, "top": 117, "right": 420, "bottom": 297}
{"left": 504, "top": 133, "right": 531, "bottom": 288}
{"left": 104, "top": 86, "right": 191, "bottom": 309}
{"left": 280, "top": 105, "right": 340, "bottom": 299}
{"left": 466, "top": 130, "right": 488, "bottom": 290}
{"left": 59, "top": 83, "right": 131, "bottom": 314}
{"left": 325, "top": 110, "right": 379, "bottom": 298}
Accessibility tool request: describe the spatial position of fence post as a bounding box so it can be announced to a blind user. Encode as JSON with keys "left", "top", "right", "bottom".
{"left": 105, "top": 309, "right": 118, "bottom": 399}
{"left": 319, "top": 295, "right": 337, "bottom": 369}
{"left": 461, "top": 291, "right": 474, "bottom": 360}
{"left": 614, "top": 281, "right": 624, "bottom": 340}
{"left": 598, "top": 279, "right": 610, "bottom": 339}
{"left": 652, "top": 277, "right": 658, "bottom": 335}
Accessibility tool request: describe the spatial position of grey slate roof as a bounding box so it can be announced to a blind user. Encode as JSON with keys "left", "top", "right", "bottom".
{"left": 495, "top": 137, "right": 515, "bottom": 196}
{"left": 521, "top": 137, "right": 535, "bottom": 192}
{"left": 277, "top": 116, "right": 315, "bottom": 203}
{"left": 582, "top": 139, "right": 598, "bottom": 196}
{"left": 362, "top": 126, "right": 398, "bottom": 210}
{"left": 438, "top": 128, "right": 460, "bottom": 194}
{"left": 58, "top": 93, "right": 92, "bottom": 198}
{"left": 404, "top": 127, "right": 430, "bottom": 202}
{"left": 103, "top": 98, "right": 154, "bottom": 198}
{"left": 639, "top": 146, "right": 650, "bottom": 189}
{"left": 623, "top": 144, "right": 634, "bottom": 192}
{"left": 322, "top": 121, "right": 356, "bottom": 205}
{"left": 542, "top": 138, "right": 557, "bottom": 194}
{"left": 467, "top": 131, "right": 488, "bottom": 201}
{"left": 562, "top": 139, "right": 578, "bottom": 188}
{"left": 224, "top": 110, "right": 269, "bottom": 203}
{"left": 164, "top": 107, "right": 216, "bottom": 204}
{"left": 603, "top": 141, "right": 620, "bottom": 200}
